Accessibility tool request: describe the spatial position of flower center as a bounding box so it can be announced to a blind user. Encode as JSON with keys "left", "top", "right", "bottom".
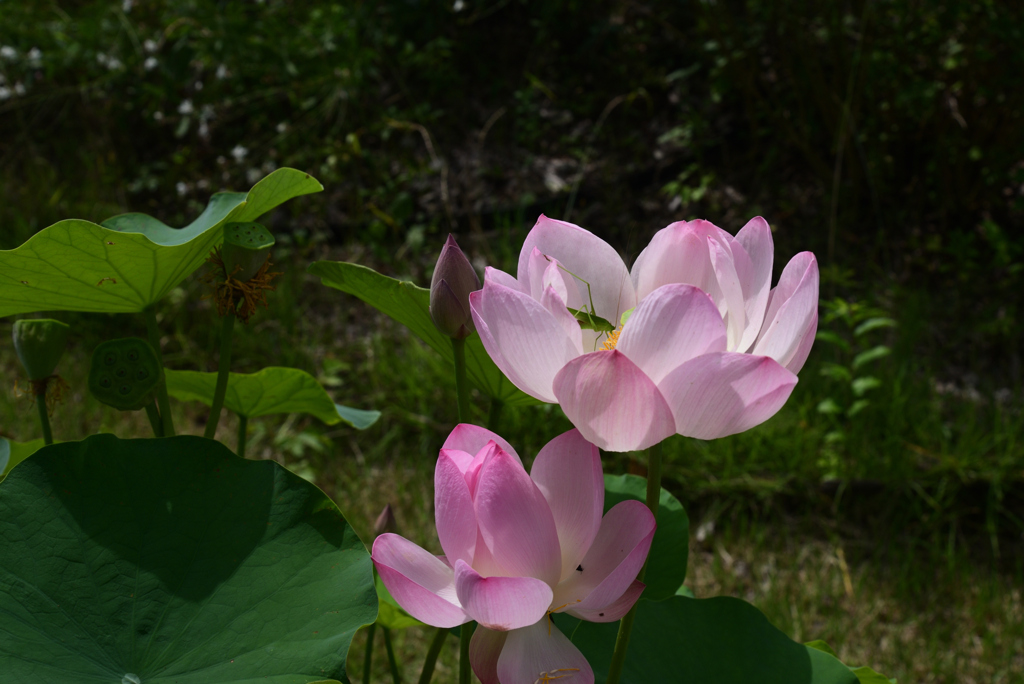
{"left": 600, "top": 326, "right": 622, "bottom": 351}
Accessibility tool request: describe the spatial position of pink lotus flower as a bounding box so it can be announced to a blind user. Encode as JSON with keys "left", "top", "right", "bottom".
{"left": 469, "top": 215, "right": 819, "bottom": 451}
{"left": 372, "top": 424, "right": 656, "bottom": 684}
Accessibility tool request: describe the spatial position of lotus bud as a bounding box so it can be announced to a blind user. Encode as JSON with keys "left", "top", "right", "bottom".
{"left": 12, "top": 319, "right": 70, "bottom": 382}
{"left": 222, "top": 222, "right": 275, "bottom": 282}
{"left": 374, "top": 503, "right": 397, "bottom": 537}
{"left": 88, "top": 338, "right": 162, "bottom": 411}
{"left": 429, "top": 234, "right": 481, "bottom": 339}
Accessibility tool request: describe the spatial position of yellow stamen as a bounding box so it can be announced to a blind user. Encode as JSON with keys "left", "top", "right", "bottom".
{"left": 545, "top": 604, "right": 569, "bottom": 635}
{"left": 600, "top": 326, "right": 622, "bottom": 351}
{"left": 536, "top": 668, "right": 582, "bottom": 683}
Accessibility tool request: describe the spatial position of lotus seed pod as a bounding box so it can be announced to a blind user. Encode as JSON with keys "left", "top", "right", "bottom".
{"left": 88, "top": 338, "right": 162, "bottom": 411}
{"left": 221, "top": 222, "right": 275, "bottom": 282}
{"left": 12, "top": 319, "right": 70, "bottom": 381}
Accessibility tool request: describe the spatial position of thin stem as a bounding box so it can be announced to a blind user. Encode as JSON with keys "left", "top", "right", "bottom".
{"left": 486, "top": 397, "right": 504, "bottom": 433}
{"left": 204, "top": 309, "right": 236, "bottom": 439}
{"left": 35, "top": 392, "right": 53, "bottom": 445}
{"left": 451, "top": 337, "right": 470, "bottom": 423}
{"left": 382, "top": 627, "right": 402, "bottom": 684}
{"left": 144, "top": 401, "right": 163, "bottom": 438}
{"left": 606, "top": 441, "right": 663, "bottom": 684}
{"left": 236, "top": 413, "right": 248, "bottom": 458}
{"left": 459, "top": 622, "right": 475, "bottom": 684}
{"left": 417, "top": 627, "right": 448, "bottom": 684}
{"left": 362, "top": 622, "right": 376, "bottom": 684}
{"left": 145, "top": 306, "right": 176, "bottom": 436}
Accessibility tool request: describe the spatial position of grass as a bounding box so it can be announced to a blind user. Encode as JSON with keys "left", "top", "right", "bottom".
{"left": 2, "top": 241, "right": 1023, "bottom": 683}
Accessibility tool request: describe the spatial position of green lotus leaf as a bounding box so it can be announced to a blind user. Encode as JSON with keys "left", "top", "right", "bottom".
{"left": 0, "top": 169, "right": 322, "bottom": 317}
{"left": 307, "top": 260, "right": 538, "bottom": 407}
{"left": 165, "top": 367, "right": 380, "bottom": 428}
{"left": 0, "top": 437, "right": 46, "bottom": 480}
{"left": 571, "top": 596, "right": 858, "bottom": 684}
{"left": 603, "top": 473, "right": 689, "bottom": 602}
{"left": 0, "top": 434, "right": 376, "bottom": 683}
{"left": 806, "top": 642, "right": 897, "bottom": 683}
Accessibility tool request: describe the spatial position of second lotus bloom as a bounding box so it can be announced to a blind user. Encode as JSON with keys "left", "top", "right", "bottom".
{"left": 469, "top": 215, "right": 819, "bottom": 451}
{"left": 372, "top": 424, "right": 656, "bottom": 684}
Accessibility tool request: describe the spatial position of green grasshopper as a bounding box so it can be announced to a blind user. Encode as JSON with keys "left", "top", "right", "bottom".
{"left": 545, "top": 259, "right": 617, "bottom": 333}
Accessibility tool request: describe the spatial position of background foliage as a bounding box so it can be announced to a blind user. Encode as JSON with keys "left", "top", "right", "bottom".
{"left": 2, "top": 1, "right": 1022, "bottom": 681}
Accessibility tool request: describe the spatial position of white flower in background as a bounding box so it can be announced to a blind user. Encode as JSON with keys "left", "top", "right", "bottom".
{"left": 453, "top": 0, "right": 466, "bottom": 10}
{"left": 216, "top": 64, "right": 229, "bottom": 80}
{"left": 246, "top": 167, "right": 262, "bottom": 184}
{"left": 1, "top": 46, "right": 17, "bottom": 61}
{"left": 122, "top": 0, "right": 133, "bottom": 12}
{"left": 97, "top": 53, "right": 122, "bottom": 70}
{"left": 0, "top": 87, "right": 11, "bottom": 101}
{"left": 178, "top": 99, "right": 194, "bottom": 115}
{"left": 26, "top": 48, "right": 41, "bottom": 67}
{"left": 143, "top": 39, "right": 158, "bottom": 53}
{"left": 231, "top": 145, "right": 248, "bottom": 162}
{"left": 198, "top": 121, "right": 209, "bottom": 138}
{"left": 175, "top": 182, "right": 187, "bottom": 197}
{"left": 276, "top": 122, "right": 288, "bottom": 133}
{"left": 144, "top": 57, "right": 158, "bottom": 71}
{"left": 153, "top": 111, "right": 164, "bottom": 121}
{"left": 13, "top": 82, "right": 24, "bottom": 96}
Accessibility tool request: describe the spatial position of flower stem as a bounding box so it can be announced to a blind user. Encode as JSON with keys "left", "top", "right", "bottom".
{"left": 382, "top": 627, "right": 402, "bottom": 683}
{"left": 606, "top": 440, "right": 663, "bottom": 684}
{"left": 236, "top": 413, "right": 248, "bottom": 458}
{"left": 145, "top": 306, "right": 176, "bottom": 437}
{"left": 362, "top": 622, "right": 376, "bottom": 684}
{"left": 417, "top": 626, "right": 448, "bottom": 684}
{"left": 144, "top": 400, "right": 163, "bottom": 438}
{"left": 451, "top": 337, "right": 470, "bottom": 423}
{"left": 204, "top": 309, "right": 235, "bottom": 440}
{"left": 35, "top": 392, "right": 53, "bottom": 446}
{"left": 459, "top": 622, "right": 475, "bottom": 684}
{"left": 486, "top": 397, "right": 504, "bottom": 433}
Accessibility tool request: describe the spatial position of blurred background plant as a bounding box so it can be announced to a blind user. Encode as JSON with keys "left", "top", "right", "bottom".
{"left": 2, "top": 1, "right": 1023, "bottom": 680}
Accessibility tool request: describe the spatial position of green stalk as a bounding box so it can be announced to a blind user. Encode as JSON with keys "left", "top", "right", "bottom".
{"left": 144, "top": 401, "right": 163, "bottom": 438}
{"left": 145, "top": 307, "right": 176, "bottom": 436}
{"left": 486, "top": 397, "right": 504, "bottom": 433}
{"left": 606, "top": 440, "right": 663, "bottom": 684}
{"left": 236, "top": 413, "right": 248, "bottom": 458}
{"left": 382, "top": 627, "right": 402, "bottom": 684}
{"left": 417, "top": 627, "right": 448, "bottom": 684}
{"left": 362, "top": 622, "right": 376, "bottom": 684}
{"left": 459, "top": 622, "right": 475, "bottom": 684}
{"left": 34, "top": 392, "right": 53, "bottom": 445}
{"left": 204, "top": 309, "right": 236, "bottom": 439}
{"left": 451, "top": 337, "right": 470, "bottom": 423}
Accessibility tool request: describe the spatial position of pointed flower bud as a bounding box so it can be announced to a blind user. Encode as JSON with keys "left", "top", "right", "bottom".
{"left": 429, "top": 235, "right": 481, "bottom": 339}
{"left": 12, "top": 319, "right": 70, "bottom": 381}
{"left": 374, "top": 503, "right": 397, "bottom": 537}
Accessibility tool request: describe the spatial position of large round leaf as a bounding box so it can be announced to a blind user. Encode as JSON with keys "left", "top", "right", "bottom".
{"left": 307, "top": 260, "right": 538, "bottom": 407}
{"left": 0, "top": 437, "right": 45, "bottom": 481}
{"left": 0, "top": 169, "right": 322, "bottom": 317}
{"left": 571, "top": 596, "right": 857, "bottom": 684}
{"left": 165, "top": 367, "right": 380, "bottom": 428}
{"left": 0, "top": 434, "right": 377, "bottom": 683}
{"left": 603, "top": 473, "right": 689, "bottom": 601}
